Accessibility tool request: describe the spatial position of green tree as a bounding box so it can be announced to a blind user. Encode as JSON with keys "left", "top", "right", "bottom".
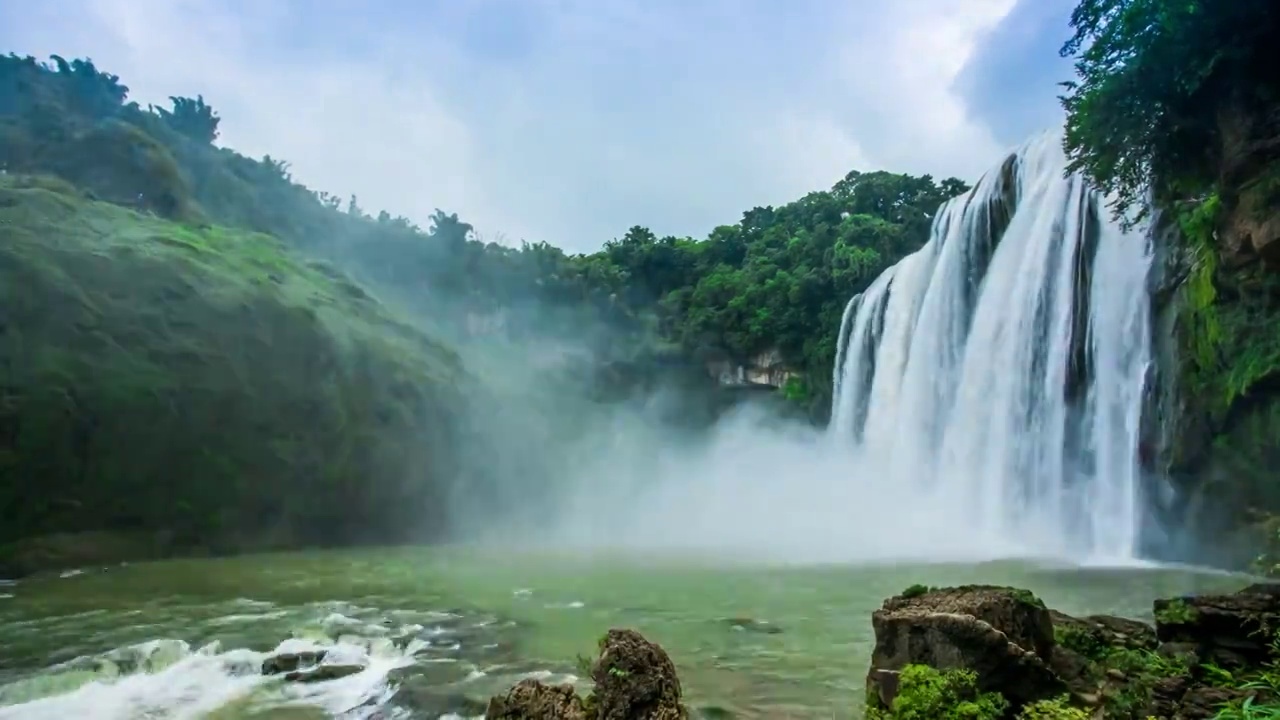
{"left": 1059, "top": 0, "right": 1280, "bottom": 220}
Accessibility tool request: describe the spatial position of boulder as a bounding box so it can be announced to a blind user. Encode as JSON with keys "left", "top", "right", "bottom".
{"left": 591, "top": 628, "right": 687, "bottom": 720}
{"left": 484, "top": 628, "right": 687, "bottom": 720}
{"left": 867, "top": 585, "right": 1066, "bottom": 712}
{"left": 1154, "top": 583, "right": 1280, "bottom": 667}
{"left": 261, "top": 650, "right": 326, "bottom": 675}
{"left": 486, "top": 679, "right": 587, "bottom": 720}
{"left": 283, "top": 663, "right": 365, "bottom": 682}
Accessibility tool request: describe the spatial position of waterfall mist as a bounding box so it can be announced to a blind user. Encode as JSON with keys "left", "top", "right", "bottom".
{"left": 466, "top": 131, "right": 1157, "bottom": 566}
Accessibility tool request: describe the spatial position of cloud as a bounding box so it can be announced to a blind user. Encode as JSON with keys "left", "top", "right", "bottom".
{"left": 2, "top": 0, "right": 1056, "bottom": 251}
{"left": 953, "top": 0, "right": 1078, "bottom": 146}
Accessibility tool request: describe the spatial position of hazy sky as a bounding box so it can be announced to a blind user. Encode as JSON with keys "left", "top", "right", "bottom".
{"left": 3, "top": 0, "right": 1075, "bottom": 251}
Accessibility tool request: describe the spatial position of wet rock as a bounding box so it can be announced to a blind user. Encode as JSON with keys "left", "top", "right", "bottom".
{"left": 1051, "top": 610, "right": 1158, "bottom": 652}
{"left": 261, "top": 650, "right": 326, "bottom": 675}
{"left": 486, "top": 679, "right": 587, "bottom": 720}
{"left": 484, "top": 628, "right": 687, "bottom": 720}
{"left": 284, "top": 662, "right": 366, "bottom": 682}
{"left": 1145, "top": 674, "right": 1192, "bottom": 719}
{"left": 719, "top": 617, "right": 782, "bottom": 635}
{"left": 591, "top": 628, "right": 687, "bottom": 720}
{"left": 1155, "top": 583, "right": 1280, "bottom": 667}
{"left": 866, "top": 585, "right": 1066, "bottom": 712}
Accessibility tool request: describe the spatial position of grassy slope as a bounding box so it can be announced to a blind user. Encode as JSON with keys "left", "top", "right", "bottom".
{"left": 0, "top": 175, "right": 468, "bottom": 574}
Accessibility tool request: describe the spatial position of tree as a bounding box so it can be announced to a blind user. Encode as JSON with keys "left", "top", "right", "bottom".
{"left": 153, "top": 95, "right": 220, "bottom": 144}
{"left": 1059, "top": 0, "right": 1280, "bottom": 221}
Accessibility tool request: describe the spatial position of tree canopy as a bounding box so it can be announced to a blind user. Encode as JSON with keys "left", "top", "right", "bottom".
{"left": 1060, "top": 0, "right": 1280, "bottom": 220}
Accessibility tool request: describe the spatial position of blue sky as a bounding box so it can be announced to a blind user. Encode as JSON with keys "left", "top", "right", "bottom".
{"left": 3, "top": 0, "right": 1077, "bottom": 251}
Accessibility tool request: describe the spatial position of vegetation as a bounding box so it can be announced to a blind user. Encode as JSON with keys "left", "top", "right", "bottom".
{"left": 1207, "top": 632, "right": 1280, "bottom": 720}
{"left": 0, "top": 173, "right": 472, "bottom": 573}
{"left": 0, "top": 50, "right": 969, "bottom": 569}
{"left": 866, "top": 665, "right": 1088, "bottom": 720}
{"left": 1059, "top": 0, "right": 1278, "bottom": 223}
{"left": 866, "top": 665, "right": 1008, "bottom": 720}
{"left": 0, "top": 52, "right": 967, "bottom": 416}
{"left": 1059, "top": 0, "right": 1280, "bottom": 560}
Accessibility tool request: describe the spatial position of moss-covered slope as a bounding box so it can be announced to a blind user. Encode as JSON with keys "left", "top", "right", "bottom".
{"left": 0, "top": 175, "right": 469, "bottom": 574}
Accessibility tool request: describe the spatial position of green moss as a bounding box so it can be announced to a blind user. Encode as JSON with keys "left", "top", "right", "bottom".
{"left": 866, "top": 665, "right": 1008, "bottom": 720}
{"left": 1155, "top": 599, "right": 1199, "bottom": 626}
{"left": 1010, "top": 588, "right": 1048, "bottom": 609}
{"left": 1178, "top": 191, "right": 1224, "bottom": 399}
{"left": 1054, "top": 624, "right": 1108, "bottom": 662}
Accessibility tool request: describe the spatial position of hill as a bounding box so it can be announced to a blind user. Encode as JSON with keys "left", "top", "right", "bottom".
{"left": 0, "top": 174, "right": 475, "bottom": 575}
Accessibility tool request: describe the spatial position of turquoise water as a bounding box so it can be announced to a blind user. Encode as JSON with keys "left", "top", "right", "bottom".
{"left": 0, "top": 547, "right": 1252, "bottom": 718}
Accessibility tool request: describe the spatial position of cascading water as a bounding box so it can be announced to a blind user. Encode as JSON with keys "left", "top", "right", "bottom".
{"left": 830, "top": 131, "right": 1153, "bottom": 562}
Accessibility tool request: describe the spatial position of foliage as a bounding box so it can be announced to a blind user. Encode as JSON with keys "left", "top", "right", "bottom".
{"left": 1059, "top": 0, "right": 1280, "bottom": 222}
{"left": 0, "top": 175, "right": 473, "bottom": 565}
{"left": 1097, "top": 646, "right": 1189, "bottom": 718}
{"left": 1017, "top": 697, "right": 1089, "bottom": 720}
{"left": 900, "top": 584, "right": 936, "bottom": 600}
{"left": 866, "top": 665, "right": 1008, "bottom": 720}
{"left": 0, "top": 52, "right": 967, "bottom": 415}
{"left": 1154, "top": 598, "right": 1199, "bottom": 626}
{"left": 1054, "top": 624, "right": 1108, "bottom": 661}
{"left": 1210, "top": 632, "right": 1280, "bottom": 719}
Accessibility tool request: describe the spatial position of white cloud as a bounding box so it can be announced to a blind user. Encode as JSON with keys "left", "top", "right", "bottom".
{"left": 5, "top": 0, "right": 1026, "bottom": 251}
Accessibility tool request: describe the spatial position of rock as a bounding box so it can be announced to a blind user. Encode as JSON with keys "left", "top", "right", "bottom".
{"left": 720, "top": 617, "right": 782, "bottom": 635}
{"left": 1154, "top": 583, "right": 1280, "bottom": 667}
{"left": 866, "top": 585, "right": 1066, "bottom": 711}
{"left": 591, "top": 628, "right": 687, "bottom": 720}
{"left": 484, "top": 628, "right": 686, "bottom": 720}
{"left": 261, "top": 650, "right": 326, "bottom": 675}
{"left": 1175, "top": 685, "right": 1262, "bottom": 719}
{"left": 1145, "top": 675, "right": 1192, "bottom": 719}
{"left": 283, "top": 663, "right": 365, "bottom": 682}
{"left": 486, "top": 679, "right": 587, "bottom": 720}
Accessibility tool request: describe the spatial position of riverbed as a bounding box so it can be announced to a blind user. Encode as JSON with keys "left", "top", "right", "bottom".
{"left": 0, "top": 547, "right": 1252, "bottom": 719}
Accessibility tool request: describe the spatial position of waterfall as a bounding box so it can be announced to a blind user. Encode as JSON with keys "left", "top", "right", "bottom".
{"left": 829, "top": 132, "right": 1153, "bottom": 561}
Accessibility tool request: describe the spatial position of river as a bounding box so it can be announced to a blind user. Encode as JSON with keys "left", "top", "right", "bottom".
{"left": 0, "top": 547, "right": 1251, "bottom": 719}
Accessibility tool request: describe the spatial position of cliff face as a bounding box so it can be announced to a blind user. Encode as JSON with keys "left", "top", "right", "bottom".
{"left": 1150, "top": 96, "right": 1280, "bottom": 560}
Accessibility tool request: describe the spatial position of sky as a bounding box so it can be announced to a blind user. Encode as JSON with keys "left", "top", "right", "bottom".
{"left": 2, "top": 0, "right": 1076, "bottom": 252}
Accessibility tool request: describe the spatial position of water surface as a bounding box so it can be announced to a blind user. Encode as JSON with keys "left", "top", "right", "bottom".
{"left": 0, "top": 547, "right": 1251, "bottom": 719}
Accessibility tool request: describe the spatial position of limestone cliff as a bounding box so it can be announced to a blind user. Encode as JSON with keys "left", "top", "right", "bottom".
{"left": 1149, "top": 95, "right": 1280, "bottom": 562}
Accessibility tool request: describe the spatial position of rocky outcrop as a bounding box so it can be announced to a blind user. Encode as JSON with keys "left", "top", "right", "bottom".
{"left": 590, "top": 629, "right": 686, "bottom": 720}
{"left": 866, "top": 586, "right": 1065, "bottom": 712}
{"left": 1154, "top": 583, "right": 1280, "bottom": 667}
{"left": 487, "top": 680, "right": 588, "bottom": 720}
{"left": 705, "top": 348, "right": 797, "bottom": 390}
{"left": 1214, "top": 97, "right": 1280, "bottom": 271}
{"left": 260, "top": 646, "right": 366, "bottom": 683}
{"left": 485, "top": 628, "right": 686, "bottom": 720}
{"left": 867, "top": 583, "right": 1280, "bottom": 719}
{"left": 1148, "top": 95, "right": 1280, "bottom": 567}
